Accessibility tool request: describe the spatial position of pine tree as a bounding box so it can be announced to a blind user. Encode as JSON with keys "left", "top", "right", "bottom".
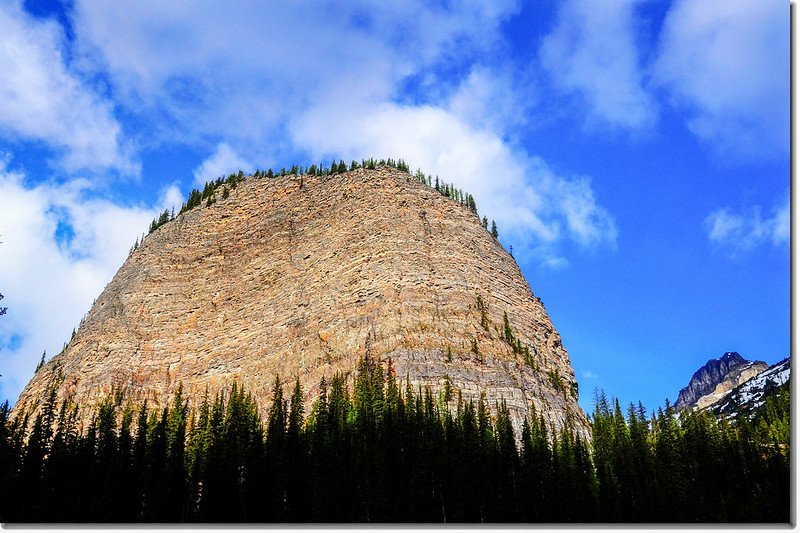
{"left": 164, "top": 386, "right": 188, "bottom": 521}
{"left": 503, "top": 312, "right": 514, "bottom": 345}
{"left": 286, "top": 377, "right": 306, "bottom": 520}
{"left": 0, "top": 363, "right": 791, "bottom": 523}
{"left": 476, "top": 296, "right": 490, "bottom": 330}
{"left": 131, "top": 402, "right": 148, "bottom": 520}
{"left": 141, "top": 408, "right": 170, "bottom": 521}
{"left": 19, "top": 409, "right": 48, "bottom": 520}
{"left": 494, "top": 401, "right": 519, "bottom": 519}
{"left": 652, "top": 400, "right": 687, "bottom": 520}
{"left": 265, "top": 376, "right": 287, "bottom": 520}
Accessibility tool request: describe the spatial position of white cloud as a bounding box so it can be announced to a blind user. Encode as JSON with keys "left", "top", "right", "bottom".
{"left": 581, "top": 370, "right": 598, "bottom": 379}
{"left": 0, "top": 158, "right": 180, "bottom": 403}
{"left": 539, "top": 0, "right": 657, "bottom": 130}
{"left": 71, "top": 0, "right": 520, "bottom": 153}
{"left": 556, "top": 176, "right": 618, "bottom": 248}
{"left": 66, "top": 0, "right": 618, "bottom": 264}
{"left": 770, "top": 195, "right": 789, "bottom": 246}
{"left": 0, "top": 1, "right": 138, "bottom": 175}
{"left": 654, "top": 0, "right": 789, "bottom": 157}
{"left": 192, "top": 143, "right": 253, "bottom": 186}
{"left": 63, "top": 0, "right": 618, "bottom": 264}
{"left": 542, "top": 257, "right": 570, "bottom": 270}
{"left": 446, "top": 66, "right": 536, "bottom": 136}
{"left": 290, "top": 98, "right": 617, "bottom": 262}
{"left": 705, "top": 193, "right": 789, "bottom": 251}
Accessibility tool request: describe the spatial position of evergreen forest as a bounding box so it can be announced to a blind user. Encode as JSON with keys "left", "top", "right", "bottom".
{"left": 0, "top": 353, "right": 789, "bottom": 523}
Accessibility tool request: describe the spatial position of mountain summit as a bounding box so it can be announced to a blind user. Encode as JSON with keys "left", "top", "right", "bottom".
{"left": 14, "top": 165, "right": 587, "bottom": 437}
{"left": 673, "top": 351, "right": 768, "bottom": 411}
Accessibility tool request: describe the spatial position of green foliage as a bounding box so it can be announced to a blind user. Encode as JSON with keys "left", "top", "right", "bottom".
{"left": 1, "top": 362, "right": 788, "bottom": 523}
{"left": 441, "top": 376, "right": 453, "bottom": 403}
{"left": 750, "top": 382, "right": 790, "bottom": 448}
{"left": 1, "top": 374, "right": 791, "bottom": 524}
{"left": 588, "top": 391, "right": 790, "bottom": 522}
{"left": 503, "top": 312, "right": 513, "bottom": 345}
{"left": 148, "top": 208, "right": 172, "bottom": 234}
{"left": 547, "top": 369, "right": 565, "bottom": 395}
{"left": 500, "top": 311, "right": 536, "bottom": 370}
{"left": 412, "top": 169, "right": 478, "bottom": 214}
{"left": 35, "top": 351, "right": 45, "bottom": 372}
{"left": 476, "top": 296, "right": 490, "bottom": 331}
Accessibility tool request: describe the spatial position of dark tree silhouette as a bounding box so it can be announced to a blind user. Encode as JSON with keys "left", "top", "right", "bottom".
{"left": 0, "top": 357, "right": 788, "bottom": 524}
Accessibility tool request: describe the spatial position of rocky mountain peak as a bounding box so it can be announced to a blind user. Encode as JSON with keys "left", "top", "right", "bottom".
{"left": 711, "top": 357, "right": 790, "bottom": 418}
{"left": 13, "top": 164, "right": 588, "bottom": 439}
{"left": 674, "top": 351, "right": 767, "bottom": 411}
{"left": 720, "top": 351, "right": 745, "bottom": 363}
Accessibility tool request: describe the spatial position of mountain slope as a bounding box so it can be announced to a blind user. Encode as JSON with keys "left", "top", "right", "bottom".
{"left": 13, "top": 166, "right": 587, "bottom": 437}
{"left": 673, "top": 351, "right": 767, "bottom": 411}
{"left": 711, "top": 357, "right": 790, "bottom": 418}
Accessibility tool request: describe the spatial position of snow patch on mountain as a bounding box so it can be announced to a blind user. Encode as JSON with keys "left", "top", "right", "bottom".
{"left": 712, "top": 358, "right": 790, "bottom": 418}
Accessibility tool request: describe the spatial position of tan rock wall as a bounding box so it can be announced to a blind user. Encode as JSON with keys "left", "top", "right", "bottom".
{"left": 13, "top": 167, "right": 589, "bottom": 439}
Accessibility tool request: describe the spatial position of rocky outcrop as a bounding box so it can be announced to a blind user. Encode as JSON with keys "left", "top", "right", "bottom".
{"left": 711, "top": 357, "right": 790, "bottom": 418}
{"left": 13, "top": 167, "right": 588, "bottom": 439}
{"left": 674, "top": 352, "right": 768, "bottom": 411}
{"left": 693, "top": 362, "right": 768, "bottom": 410}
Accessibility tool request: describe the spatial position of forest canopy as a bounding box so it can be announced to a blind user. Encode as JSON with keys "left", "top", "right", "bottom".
{"left": 0, "top": 352, "right": 789, "bottom": 523}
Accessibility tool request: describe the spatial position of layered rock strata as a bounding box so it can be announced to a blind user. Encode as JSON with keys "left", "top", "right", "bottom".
{"left": 14, "top": 167, "right": 588, "bottom": 438}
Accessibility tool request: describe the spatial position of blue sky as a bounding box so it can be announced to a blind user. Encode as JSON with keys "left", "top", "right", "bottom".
{"left": 0, "top": 0, "right": 790, "bottom": 415}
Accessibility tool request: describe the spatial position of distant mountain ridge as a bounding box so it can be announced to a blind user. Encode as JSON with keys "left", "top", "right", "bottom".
{"left": 711, "top": 357, "right": 790, "bottom": 418}
{"left": 674, "top": 351, "right": 767, "bottom": 411}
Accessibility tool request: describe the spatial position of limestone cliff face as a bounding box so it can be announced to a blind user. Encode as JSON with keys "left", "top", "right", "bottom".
{"left": 14, "top": 167, "right": 588, "bottom": 438}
